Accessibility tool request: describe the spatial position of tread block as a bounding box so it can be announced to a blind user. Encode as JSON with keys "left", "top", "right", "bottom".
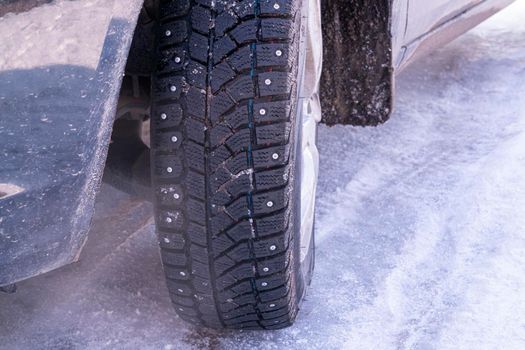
{"left": 210, "top": 211, "right": 235, "bottom": 236}
{"left": 252, "top": 189, "right": 287, "bottom": 215}
{"left": 153, "top": 103, "right": 183, "bottom": 129}
{"left": 253, "top": 235, "right": 287, "bottom": 258}
{"left": 260, "top": 0, "right": 296, "bottom": 16}
{"left": 154, "top": 76, "right": 184, "bottom": 100}
{"left": 211, "top": 190, "right": 232, "bottom": 208}
{"left": 233, "top": 1, "right": 255, "bottom": 19}
{"left": 253, "top": 100, "right": 290, "bottom": 123}
{"left": 190, "top": 250, "right": 212, "bottom": 275}
{"left": 165, "top": 267, "right": 191, "bottom": 281}
{"left": 258, "top": 71, "right": 292, "bottom": 97}
{"left": 256, "top": 210, "right": 290, "bottom": 237}
{"left": 186, "top": 61, "right": 207, "bottom": 89}
{"left": 218, "top": 291, "right": 256, "bottom": 307}
{"left": 211, "top": 61, "right": 236, "bottom": 93}
{"left": 225, "top": 196, "right": 249, "bottom": 221}
{"left": 211, "top": 234, "right": 235, "bottom": 255}
{"left": 209, "top": 145, "right": 232, "bottom": 169}
{"left": 257, "top": 250, "right": 292, "bottom": 275}
{"left": 215, "top": 11, "right": 238, "bottom": 37}
{"left": 223, "top": 313, "right": 259, "bottom": 324}
{"left": 227, "top": 75, "right": 255, "bottom": 102}
{"left": 224, "top": 107, "right": 249, "bottom": 130}
{"left": 158, "top": 47, "right": 185, "bottom": 73}
{"left": 226, "top": 45, "right": 253, "bottom": 71}
{"left": 189, "top": 33, "right": 210, "bottom": 63}
{"left": 222, "top": 304, "right": 256, "bottom": 320}
{"left": 185, "top": 86, "right": 207, "bottom": 121}
{"left": 184, "top": 142, "right": 205, "bottom": 173}
{"left": 225, "top": 128, "right": 251, "bottom": 153}
{"left": 226, "top": 220, "right": 255, "bottom": 241}
{"left": 225, "top": 172, "right": 252, "bottom": 198}
{"left": 191, "top": 6, "right": 212, "bottom": 34}
{"left": 192, "top": 275, "right": 214, "bottom": 294}
{"left": 186, "top": 171, "right": 206, "bottom": 198}
{"left": 210, "top": 123, "right": 233, "bottom": 147}
{"left": 210, "top": 91, "right": 236, "bottom": 124}
{"left": 213, "top": 35, "right": 237, "bottom": 62}
{"left": 154, "top": 154, "right": 184, "bottom": 179}
{"left": 217, "top": 264, "right": 254, "bottom": 287}
{"left": 160, "top": 20, "right": 188, "bottom": 45}
{"left": 256, "top": 43, "right": 290, "bottom": 68}
{"left": 225, "top": 151, "right": 248, "bottom": 175}
{"left": 187, "top": 222, "right": 207, "bottom": 246}
{"left": 261, "top": 18, "right": 294, "bottom": 40}
{"left": 256, "top": 122, "right": 291, "bottom": 145}
{"left": 185, "top": 118, "right": 206, "bottom": 144}
{"left": 186, "top": 198, "right": 206, "bottom": 222}
{"left": 255, "top": 167, "right": 289, "bottom": 191}
{"left": 210, "top": 166, "right": 232, "bottom": 192}
{"left": 158, "top": 209, "right": 185, "bottom": 230}
{"left": 166, "top": 279, "right": 192, "bottom": 296}
{"left": 162, "top": 250, "right": 188, "bottom": 266}
{"left": 160, "top": 0, "right": 191, "bottom": 19}
{"left": 230, "top": 19, "right": 258, "bottom": 44}
{"left": 171, "top": 294, "right": 195, "bottom": 307}
{"left": 215, "top": 254, "right": 237, "bottom": 275}
{"left": 256, "top": 273, "right": 288, "bottom": 291}
{"left": 156, "top": 185, "right": 185, "bottom": 206}
{"left": 159, "top": 230, "right": 186, "bottom": 250}
{"left": 252, "top": 145, "right": 289, "bottom": 170}
{"left": 153, "top": 131, "right": 183, "bottom": 151}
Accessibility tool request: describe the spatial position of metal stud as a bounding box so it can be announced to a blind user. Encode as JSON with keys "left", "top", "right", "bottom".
{"left": 171, "top": 135, "right": 178, "bottom": 143}
{"left": 180, "top": 271, "right": 186, "bottom": 276}
{"left": 272, "top": 153, "right": 279, "bottom": 160}
{"left": 264, "top": 78, "right": 272, "bottom": 86}
{"left": 261, "top": 282, "right": 268, "bottom": 287}
{"left": 173, "top": 193, "right": 180, "bottom": 200}
{"left": 166, "top": 166, "right": 173, "bottom": 173}
{"left": 164, "top": 237, "right": 171, "bottom": 243}
{"left": 263, "top": 267, "right": 269, "bottom": 272}
{"left": 170, "top": 85, "right": 177, "bottom": 92}
{"left": 160, "top": 113, "right": 167, "bottom": 120}
{"left": 275, "top": 49, "right": 283, "bottom": 57}
{"left": 177, "top": 288, "right": 184, "bottom": 293}
{"left": 273, "top": 3, "right": 280, "bottom": 9}
{"left": 165, "top": 30, "right": 172, "bottom": 37}
{"left": 165, "top": 217, "right": 173, "bottom": 223}
{"left": 174, "top": 56, "right": 181, "bottom": 63}
{"left": 266, "top": 201, "right": 274, "bottom": 208}
{"left": 269, "top": 245, "right": 277, "bottom": 251}
{"left": 259, "top": 108, "right": 267, "bottom": 116}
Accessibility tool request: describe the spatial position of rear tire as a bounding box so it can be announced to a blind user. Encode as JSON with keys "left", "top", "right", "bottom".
{"left": 150, "top": 0, "right": 317, "bottom": 329}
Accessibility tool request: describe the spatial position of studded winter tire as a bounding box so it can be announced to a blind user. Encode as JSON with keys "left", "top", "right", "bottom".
{"left": 150, "top": 0, "right": 322, "bottom": 329}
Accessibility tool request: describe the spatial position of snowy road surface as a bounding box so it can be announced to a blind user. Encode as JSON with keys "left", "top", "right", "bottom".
{"left": 2, "top": 3, "right": 525, "bottom": 349}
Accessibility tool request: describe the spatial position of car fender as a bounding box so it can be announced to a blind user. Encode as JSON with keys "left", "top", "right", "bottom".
{"left": 0, "top": 0, "right": 144, "bottom": 286}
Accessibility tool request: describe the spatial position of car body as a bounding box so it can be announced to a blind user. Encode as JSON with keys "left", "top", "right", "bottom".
{"left": 0, "top": 0, "right": 515, "bottom": 287}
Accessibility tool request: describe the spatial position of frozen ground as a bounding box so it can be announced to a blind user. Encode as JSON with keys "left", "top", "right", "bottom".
{"left": 2, "top": 3, "right": 525, "bottom": 349}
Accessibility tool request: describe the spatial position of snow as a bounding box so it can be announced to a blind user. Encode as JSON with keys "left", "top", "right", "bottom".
{"left": 2, "top": 2, "right": 525, "bottom": 349}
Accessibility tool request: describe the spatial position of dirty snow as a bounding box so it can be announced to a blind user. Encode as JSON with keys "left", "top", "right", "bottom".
{"left": 2, "top": 2, "right": 525, "bottom": 349}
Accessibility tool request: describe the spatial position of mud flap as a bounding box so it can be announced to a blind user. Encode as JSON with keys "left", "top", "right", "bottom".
{"left": 320, "top": 0, "right": 393, "bottom": 126}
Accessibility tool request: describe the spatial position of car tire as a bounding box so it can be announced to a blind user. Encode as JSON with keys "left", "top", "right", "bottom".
{"left": 150, "top": 0, "right": 321, "bottom": 330}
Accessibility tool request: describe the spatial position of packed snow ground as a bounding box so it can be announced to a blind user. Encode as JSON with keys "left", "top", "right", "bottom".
{"left": 2, "top": 3, "right": 525, "bottom": 349}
